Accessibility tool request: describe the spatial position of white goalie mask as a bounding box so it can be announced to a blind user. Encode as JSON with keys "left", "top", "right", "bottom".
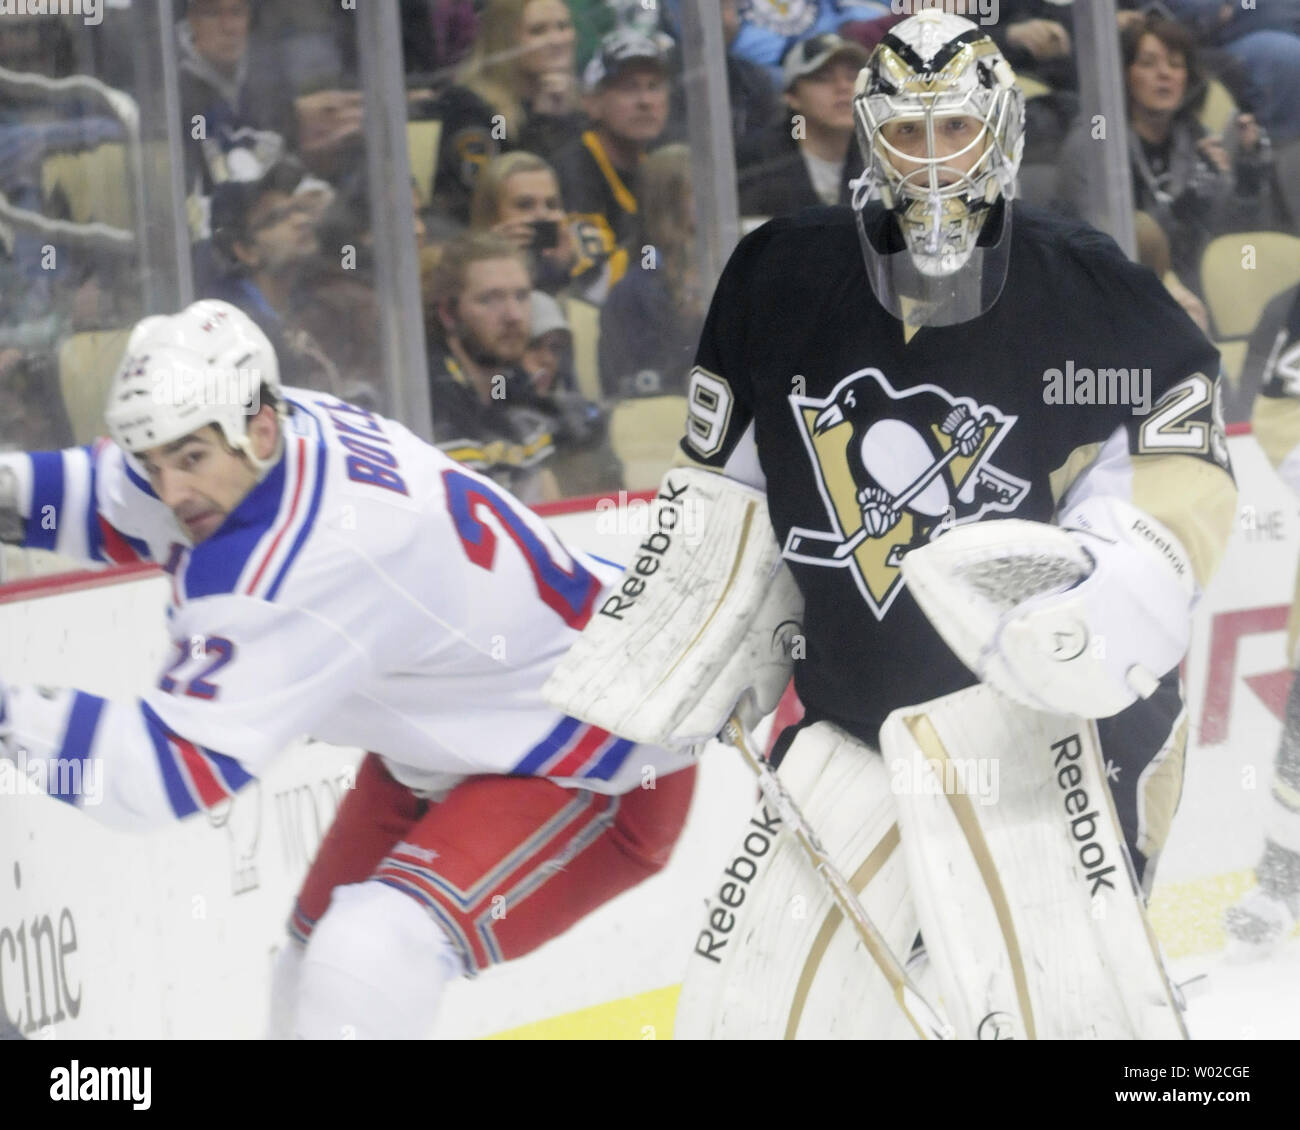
{"left": 852, "top": 9, "right": 1025, "bottom": 326}
{"left": 105, "top": 300, "right": 286, "bottom": 476}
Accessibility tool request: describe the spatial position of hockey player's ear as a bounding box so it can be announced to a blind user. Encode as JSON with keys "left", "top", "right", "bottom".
{"left": 246, "top": 403, "right": 281, "bottom": 463}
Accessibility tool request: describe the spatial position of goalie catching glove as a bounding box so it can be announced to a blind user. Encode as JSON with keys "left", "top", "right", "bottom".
{"left": 544, "top": 467, "right": 803, "bottom": 748}
{"left": 901, "top": 496, "right": 1196, "bottom": 718}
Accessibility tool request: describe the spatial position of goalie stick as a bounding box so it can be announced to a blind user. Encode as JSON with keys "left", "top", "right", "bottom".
{"left": 721, "top": 713, "right": 953, "bottom": 1040}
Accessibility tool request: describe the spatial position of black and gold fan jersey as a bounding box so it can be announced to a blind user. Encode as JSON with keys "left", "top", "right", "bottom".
{"left": 551, "top": 130, "right": 639, "bottom": 300}
{"left": 681, "top": 202, "right": 1236, "bottom": 755}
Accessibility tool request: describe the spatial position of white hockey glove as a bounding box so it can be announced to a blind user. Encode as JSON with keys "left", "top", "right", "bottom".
{"left": 901, "top": 496, "right": 1196, "bottom": 719}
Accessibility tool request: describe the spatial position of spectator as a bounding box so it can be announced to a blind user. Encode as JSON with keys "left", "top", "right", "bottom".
{"left": 1162, "top": 1, "right": 1300, "bottom": 148}
{"left": 423, "top": 233, "right": 560, "bottom": 501}
{"left": 599, "top": 144, "right": 704, "bottom": 400}
{"left": 256, "top": 0, "right": 359, "bottom": 94}
{"left": 550, "top": 28, "right": 671, "bottom": 303}
{"left": 402, "top": 0, "right": 481, "bottom": 83}
{"left": 407, "top": 83, "right": 502, "bottom": 232}
{"left": 524, "top": 290, "right": 575, "bottom": 397}
{"left": 708, "top": 0, "right": 889, "bottom": 88}
{"left": 177, "top": 0, "right": 294, "bottom": 197}
{"left": 208, "top": 159, "right": 320, "bottom": 324}
{"left": 291, "top": 175, "right": 433, "bottom": 414}
{"left": 460, "top": 0, "right": 587, "bottom": 158}
{"left": 1055, "top": 15, "right": 1275, "bottom": 292}
{"left": 526, "top": 290, "right": 622, "bottom": 494}
{"left": 739, "top": 34, "right": 867, "bottom": 219}
{"left": 469, "top": 151, "right": 579, "bottom": 295}
{"left": 1133, "top": 209, "right": 1211, "bottom": 335}
{"left": 722, "top": 0, "right": 783, "bottom": 172}
{"left": 205, "top": 159, "right": 383, "bottom": 409}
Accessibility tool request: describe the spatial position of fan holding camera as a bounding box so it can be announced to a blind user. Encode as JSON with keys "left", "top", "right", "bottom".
{"left": 469, "top": 151, "right": 579, "bottom": 296}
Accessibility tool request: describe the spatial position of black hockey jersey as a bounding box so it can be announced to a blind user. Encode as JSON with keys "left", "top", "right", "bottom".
{"left": 682, "top": 202, "right": 1236, "bottom": 746}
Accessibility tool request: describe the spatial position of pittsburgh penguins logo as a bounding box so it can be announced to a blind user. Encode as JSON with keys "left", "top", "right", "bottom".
{"left": 784, "top": 369, "right": 1030, "bottom": 619}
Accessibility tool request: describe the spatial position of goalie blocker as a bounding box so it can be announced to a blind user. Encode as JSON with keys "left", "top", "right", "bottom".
{"left": 544, "top": 467, "right": 803, "bottom": 749}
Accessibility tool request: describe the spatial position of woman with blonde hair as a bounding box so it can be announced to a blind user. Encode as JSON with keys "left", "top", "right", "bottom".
{"left": 460, "top": 0, "right": 586, "bottom": 159}
{"left": 598, "top": 143, "right": 704, "bottom": 399}
{"left": 468, "top": 150, "right": 578, "bottom": 294}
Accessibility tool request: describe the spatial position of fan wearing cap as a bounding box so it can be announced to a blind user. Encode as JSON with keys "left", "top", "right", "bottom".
{"left": 549, "top": 28, "right": 672, "bottom": 303}
{"left": 739, "top": 33, "right": 869, "bottom": 220}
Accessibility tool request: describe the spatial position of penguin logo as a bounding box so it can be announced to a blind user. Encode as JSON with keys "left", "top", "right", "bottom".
{"left": 784, "top": 368, "right": 1030, "bottom": 619}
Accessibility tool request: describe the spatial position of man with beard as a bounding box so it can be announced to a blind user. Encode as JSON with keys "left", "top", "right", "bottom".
{"left": 425, "top": 233, "right": 560, "bottom": 503}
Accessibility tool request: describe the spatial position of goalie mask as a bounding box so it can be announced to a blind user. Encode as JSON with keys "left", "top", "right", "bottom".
{"left": 852, "top": 9, "right": 1025, "bottom": 327}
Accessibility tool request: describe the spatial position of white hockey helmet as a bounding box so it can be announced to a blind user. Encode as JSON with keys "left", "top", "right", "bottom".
{"left": 105, "top": 300, "right": 285, "bottom": 474}
{"left": 852, "top": 9, "right": 1025, "bottom": 324}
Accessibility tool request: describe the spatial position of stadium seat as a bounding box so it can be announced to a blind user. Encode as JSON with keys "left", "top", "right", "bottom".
{"left": 41, "top": 144, "right": 132, "bottom": 229}
{"left": 1200, "top": 232, "right": 1300, "bottom": 339}
{"left": 406, "top": 120, "right": 443, "bottom": 205}
{"left": 1197, "top": 78, "right": 1238, "bottom": 137}
{"left": 608, "top": 395, "right": 687, "bottom": 492}
{"left": 58, "top": 329, "right": 130, "bottom": 445}
{"left": 1216, "top": 339, "right": 1249, "bottom": 387}
{"left": 564, "top": 296, "right": 602, "bottom": 403}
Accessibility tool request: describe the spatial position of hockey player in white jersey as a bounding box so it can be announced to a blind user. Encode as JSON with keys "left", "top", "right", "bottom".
{"left": 0, "top": 299, "right": 698, "bottom": 1039}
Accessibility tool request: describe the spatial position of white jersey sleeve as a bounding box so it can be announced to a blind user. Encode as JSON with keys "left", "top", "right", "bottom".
{"left": 0, "top": 440, "right": 183, "bottom": 564}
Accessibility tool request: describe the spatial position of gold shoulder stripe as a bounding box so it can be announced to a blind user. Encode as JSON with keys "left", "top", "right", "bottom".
{"left": 1131, "top": 456, "right": 1236, "bottom": 589}
{"left": 1251, "top": 394, "right": 1300, "bottom": 473}
{"left": 1048, "top": 441, "right": 1104, "bottom": 507}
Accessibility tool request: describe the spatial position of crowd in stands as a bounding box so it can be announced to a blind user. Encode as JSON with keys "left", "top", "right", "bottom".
{"left": 3, "top": 0, "right": 1300, "bottom": 495}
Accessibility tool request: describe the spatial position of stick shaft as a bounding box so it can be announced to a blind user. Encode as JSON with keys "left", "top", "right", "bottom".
{"left": 722, "top": 716, "right": 951, "bottom": 1040}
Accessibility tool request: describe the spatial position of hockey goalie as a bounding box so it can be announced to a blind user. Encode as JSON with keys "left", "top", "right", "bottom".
{"left": 546, "top": 10, "right": 1236, "bottom": 1039}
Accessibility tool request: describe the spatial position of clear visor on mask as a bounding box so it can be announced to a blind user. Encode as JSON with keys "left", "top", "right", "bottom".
{"left": 853, "top": 93, "right": 1014, "bottom": 327}
{"left": 852, "top": 194, "right": 1012, "bottom": 328}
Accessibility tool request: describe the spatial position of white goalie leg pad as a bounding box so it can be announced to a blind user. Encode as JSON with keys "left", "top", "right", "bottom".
{"left": 544, "top": 467, "right": 802, "bottom": 747}
{"left": 901, "top": 498, "right": 1196, "bottom": 719}
{"left": 880, "top": 685, "right": 1186, "bottom": 1040}
{"left": 294, "top": 880, "right": 464, "bottom": 1039}
{"left": 675, "top": 722, "right": 921, "bottom": 1039}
